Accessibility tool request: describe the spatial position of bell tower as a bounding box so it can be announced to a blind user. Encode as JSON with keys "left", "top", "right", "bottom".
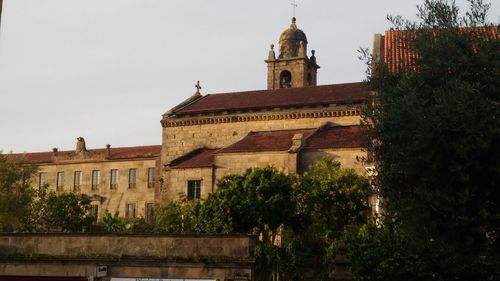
{"left": 265, "top": 17, "right": 320, "bottom": 90}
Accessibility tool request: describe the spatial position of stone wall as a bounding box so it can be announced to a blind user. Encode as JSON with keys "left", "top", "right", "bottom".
{"left": 164, "top": 167, "right": 214, "bottom": 201}
{"left": 0, "top": 233, "right": 255, "bottom": 280}
{"left": 300, "top": 148, "right": 367, "bottom": 174}
{"left": 37, "top": 158, "right": 157, "bottom": 221}
{"left": 215, "top": 151, "right": 295, "bottom": 180}
{"left": 161, "top": 109, "right": 360, "bottom": 166}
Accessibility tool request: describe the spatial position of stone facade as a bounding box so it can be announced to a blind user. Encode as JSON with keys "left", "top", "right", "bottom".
{"left": 161, "top": 110, "right": 361, "bottom": 165}
{"left": 157, "top": 18, "right": 370, "bottom": 203}
{"left": 11, "top": 139, "right": 161, "bottom": 222}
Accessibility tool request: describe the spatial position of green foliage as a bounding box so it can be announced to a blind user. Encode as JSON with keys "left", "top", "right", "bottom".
{"left": 102, "top": 210, "right": 127, "bottom": 232}
{"left": 0, "top": 154, "right": 36, "bottom": 232}
{"left": 102, "top": 210, "right": 154, "bottom": 233}
{"left": 28, "top": 191, "right": 94, "bottom": 232}
{"left": 300, "top": 158, "right": 371, "bottom": 239}
{"left": 155, "top": 195, "right": 200, "bottom": 233}
{"left": 194, "top": 162, "right": 370, "bottom": 280}
{"left": 358, "top": 0, "right": 500, "bottom": 280}
{"left": 281, "top": 158, "right": 371, "bottom": 280}
{"left": 345, "top": 226, "right": 430, "bottom": 281}
{"left": 197, "top": 167, "right": 295, "bottom": 242}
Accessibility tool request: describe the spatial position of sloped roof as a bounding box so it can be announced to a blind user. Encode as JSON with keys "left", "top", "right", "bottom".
{"left": 172, "top": 82, "right": 369, "bottom": 116}
{"left": 169, "top": 148, "right": 218, "bottom": 169}
{"left": 382, "top": 26, "right": 499, "bottom": 73}
{"left": 218, "top": 129, "right": 315, "bottom": 154}
{"left": 167, "top": 126, "right": 367, "bottom": 169}
{"left": 6, "top": 145, "right": 161, "bottom": 164}
{"left": 305, "top": 125, "right": 367, "bottom": 149}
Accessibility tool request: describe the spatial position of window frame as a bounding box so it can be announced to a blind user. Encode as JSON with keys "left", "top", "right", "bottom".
{"left": 128, "top": 168, "right": 137, "bottom": 189}
{"left": 38, "top": 172, "right": 47, "bottom": 192}
{"left": 126, "top": 203, "right": 136, "bottom": 219}
{"left": 73, "top": 171, "right": 82, "bottom": 192}
{"left": 147, "top": 167, "right": 155, "bottom": 188}
{"left": 145, "top": 202, "right": 155, "bottom": 224}
{"left": 91, "top": 170, "right": 100, "bottom": 190}
{"left": 56, "top": 171, "right": 64, "bottom": 191}
{"left": 187, "top": 180, "right": 201, "bottom": 200}
{"left": 110, "top": 169, "right": 118, "bottom": 190}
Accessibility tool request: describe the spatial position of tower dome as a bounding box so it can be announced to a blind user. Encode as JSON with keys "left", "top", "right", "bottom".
{"left": 278, "top": 17, "right": 308, "bottom": 58}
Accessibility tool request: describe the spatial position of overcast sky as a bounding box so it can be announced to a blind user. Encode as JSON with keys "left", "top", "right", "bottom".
{"left": 0, "top": 0, "right": 499, "bottom": 153}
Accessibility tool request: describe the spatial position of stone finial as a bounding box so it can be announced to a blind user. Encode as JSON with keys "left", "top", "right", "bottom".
{"left": 268, "top": 44, "right": 276, "bottom": 61}
{"left": 76, "top": 137, "right": 87, "bottom": 155}
{"left": 310, "top": 49, "right": 317, "bottom": 64}
{"left": 289, "top": 133, "right": 304, "bottom": 152}
{"left": 299, "top": 41, "right": 307, "bottom": 57}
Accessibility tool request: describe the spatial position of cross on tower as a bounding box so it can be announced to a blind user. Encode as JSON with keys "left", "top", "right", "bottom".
{"left": 195, "top": 80, "right": 202, "bottom": 94}
{"left": 291, "top": 0, "right": 298, "bottom": 17}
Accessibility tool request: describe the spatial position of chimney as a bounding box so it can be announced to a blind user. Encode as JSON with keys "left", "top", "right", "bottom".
{"left": 105, "top": 144, "right": 111, "bottom": 158}
{"left": 52, "top": 147, "right": 58, "bottom": 157}
{"left": 372, "top": 33, "right": 384, "bottom": 67}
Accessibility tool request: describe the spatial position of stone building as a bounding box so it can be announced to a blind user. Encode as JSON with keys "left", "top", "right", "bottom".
{"left": 158, "top": 18, "right": 369, "bottom": 201}
{"left": 7, "top": 18, "right": 371, "bottom": 220}
{"left": 9, "top": 138, "right": 160, "bottom": 222}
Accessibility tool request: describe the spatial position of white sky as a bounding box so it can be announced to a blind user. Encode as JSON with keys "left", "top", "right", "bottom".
{"left": 0, "top": 0, "right": 499, "bottom": 153}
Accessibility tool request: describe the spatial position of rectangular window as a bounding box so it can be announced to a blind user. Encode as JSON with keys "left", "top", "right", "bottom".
{"left": 147, "top": 167, "right": 155, "bottom": 188}
{"left": 39, "top": 172, "right": 47, "bottom": 192}
{"left": 187, "top": 180, "right": 201, "bottom": 200}
{"left": 145, "top": 203, "right": 155, "bottom": 224}
{"left": 91, "top": 170, "right": 100, "bottom": 190}
{"left": 90, "top": 205, "right": 99, "bottom": 224}
{"left": 110, "top": 169, "right": 118, "bottom": 190}
{"left": 126, "top": 203, "right": 136, "bottom": 219}
{"left": 73, "top": 171, "right": 81, "bottom": 191}
{"left": 56, "top": 172, "right": 64, "bottom": 191}
{"left": 128, "top": 168, "right": 137, "bottom": 189}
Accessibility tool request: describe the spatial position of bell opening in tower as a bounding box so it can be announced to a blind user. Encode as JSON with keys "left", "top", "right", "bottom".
{"left": 280, "top": 70, "right": 292, "bottom": 88}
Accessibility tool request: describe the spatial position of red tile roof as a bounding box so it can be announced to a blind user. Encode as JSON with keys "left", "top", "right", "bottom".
{"left": 6, "top": 145, "right": 161, "bottom": 164}
{"left": 382, "top": 26, "right": 499, "bottom": 73}
{"left": 172, "top": 82, "right": 369, "bottom": 116}
{"left": 166, "top": 126, "right": 367, "bottom": 169}
{"left": 305, "top": 125, "right": 367, "bottom": 149}
{"left": 218, "top": 129, "right": 315, "bottom": 153}
{"left": 169, "top": 148, "right": 218, "bottom": 169}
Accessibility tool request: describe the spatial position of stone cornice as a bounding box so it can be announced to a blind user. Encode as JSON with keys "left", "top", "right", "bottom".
{"left": 161, "top": 106, "right": 361, "bottom": 128}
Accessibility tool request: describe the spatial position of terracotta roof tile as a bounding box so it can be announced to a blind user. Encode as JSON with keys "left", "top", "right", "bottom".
{"left": 305, "top": 125, "right": 367, "bottom": 149}
{"left": 383, "top": 26, "right": 499, "bottom": 73}
{"left": 218, "top": 129, "right": 315, "bottom": 153}
{"left": 173, "top": 82, "right": 369, "bottom": 115}
{"left": 6, "top": 145, "right": 161, "bottom": 164}
{"left": 169, "top": 148, "right": 218, "bottom": 169}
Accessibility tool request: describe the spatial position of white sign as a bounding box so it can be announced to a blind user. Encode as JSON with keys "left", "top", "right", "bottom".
{"left": 96, "top": 265, "right": 108, "bottom": 278}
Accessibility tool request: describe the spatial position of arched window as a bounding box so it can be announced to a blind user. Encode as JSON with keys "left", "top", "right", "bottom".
{"left": 279, "top": 70, "right": 292, "bottom": 88}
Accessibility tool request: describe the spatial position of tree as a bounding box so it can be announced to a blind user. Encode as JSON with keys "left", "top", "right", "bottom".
{"left": 155, "top": 194, "right": 200, "bottom": 233}
{"left": 0, "top": 153, "right": 36, "bottom": 232}
{"left": 29, "top": 191, "right": 94, "bottom": 232}
{"left": 281, "top": 158, "right": 371, "bottom": 280}
{"left": 196, "top": 162, "right": 370, "bottom": 281}
{"left": 197, "top": 167, "right": 296, "bottom": 242}
{"left": 360, "top": 0, "right": 500, "bottom": 279}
